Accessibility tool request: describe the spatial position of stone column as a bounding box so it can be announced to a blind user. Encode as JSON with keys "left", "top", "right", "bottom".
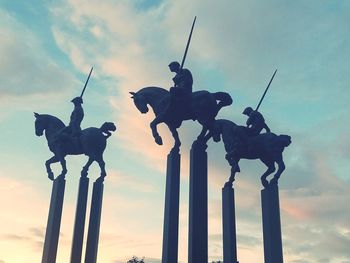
{"left": 70, "top": 176, "right": 90, "bottom": 263}
{"left": 42, "top": 177, "right": 66, "bottom": 263}
{"left": 188, "top": 141, "right": 208, "bottom": 263}
{"left": 161, "top": 151, "right": 181, "bottom": 263}
{"left": 261, "top": 184, "right": 283, "bottom": 263}
{"left": 85, "top": 181, "right": 104, "bottom": 263}
{"left": 222, "top": 185, "right": 238, "bottom": 263}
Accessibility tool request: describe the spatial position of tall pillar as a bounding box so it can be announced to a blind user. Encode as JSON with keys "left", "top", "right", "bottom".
{"left": 261, "top": 184, "right": 283, "bottom": 263}
{"left": 161, "top": 151, "right": 181, "bottom": 263}
{"left": 70, "top": 176, "right": 90, "bottom": 263}
{"left": 188, "top": 141, "right": 208, "bottom": 263}
{"left": 42, "top": 177, "right": 66, "bottom": 263}
{"left": 85, "top": 181, "right": 104, "bottom": 263}
{"left": 222, "top": 185, "right": 238, "bottom": 263}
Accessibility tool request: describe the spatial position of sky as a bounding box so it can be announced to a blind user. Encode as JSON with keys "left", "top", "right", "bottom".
{"left": 0, "top": 0, "right": 350, "bottom": 262}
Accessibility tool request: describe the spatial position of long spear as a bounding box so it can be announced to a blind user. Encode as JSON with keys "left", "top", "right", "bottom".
{"left": 80, "top": 67, "right": 94, "bottom": 98}
{"left": 255, "top": 69, "right": 277, "bottom": 111}
{"left": 180, "top": 16, "right": 196, "bottom": 69}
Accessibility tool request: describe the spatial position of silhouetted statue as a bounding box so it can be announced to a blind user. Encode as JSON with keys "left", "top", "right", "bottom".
{"left": 130, "top": 87, "right": 232, "bottom": 152}
{"left": 207, "top": 119, "right": 291, "bottom": 187}
{"left": 34, "top": 112, "right": 116, "bottom": 181}
{"left": 242, "top": 106, "right": 270, "bottom": 136}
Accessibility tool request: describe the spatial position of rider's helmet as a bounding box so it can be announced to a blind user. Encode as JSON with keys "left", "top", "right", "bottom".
{"left": 168, "top": 61, "right": 180, "bottom": 72}
{"left": 242, "top": 106, "right": 253, "bottom": 116}
{"left": 71, "top": 97, "right": 83, "bottom": 104}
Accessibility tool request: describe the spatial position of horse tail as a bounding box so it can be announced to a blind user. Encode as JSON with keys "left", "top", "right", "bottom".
{"left": 100, "top": 122, "right": 117, "bottom": 139}
{"left": 278, "top": 134, "right": 291, "bottom": 148}
{"left": 213, "top": 92, "right": 233, "bottom": 114}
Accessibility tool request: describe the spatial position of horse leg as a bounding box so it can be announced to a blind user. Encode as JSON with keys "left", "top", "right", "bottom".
{"left": 270, "top": 154, "right": 285, "bottom": 185}
{"left": 81, "top": 157, "right": 94, "bottom": 178}
{"left": 169, "top": 126, "right": 181, "bottom": 153}
{"left": 150, "top": 116, "right": 163, "bottom": 145}
{"left": 96, "top": 156, "right": 107, "bottom": 182}
{"left": 45, "top": 156, "right": 59, "bottom": 181}
{"left": 57, "top": 156, "right": 68, "bottom": 180}
{"left": 197, "top": 125, "right": 208, "bottom": 141}
{"left": 224, "top": 153, "right": 240, "bottom": 187}
{"left": 260, "top": 161, "right": 276, "bottom": 188}
{"left": 203, "top": 130, "right": 213, "bottom": 143}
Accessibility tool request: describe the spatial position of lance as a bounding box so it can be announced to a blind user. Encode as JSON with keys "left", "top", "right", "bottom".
{"left": 180, "top": 16, "right": 196, "bottom": 69}
{"left": 80, "top": 67, "right": 94, "bottom": 98}
{"left": 255, "top": 69, "right": 277, "bottom": 111}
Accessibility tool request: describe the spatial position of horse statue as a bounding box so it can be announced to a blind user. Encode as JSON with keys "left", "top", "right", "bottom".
{"left": 207, "top": 119, "right": 291, "bottom": 187}
{"left": 34, "top": 112, "right": 116, "bottom": 181}
{"left": 130, "top": 87, "right": 232, "bottom": 151}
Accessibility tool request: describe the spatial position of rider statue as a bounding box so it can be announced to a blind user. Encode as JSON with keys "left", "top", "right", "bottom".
{"left": 56, "top": 96, "right": 84, "bottom": 143}
{"left": 242, "top": 106, "right": 270, "bottom": 136}
{"left": 168, "top": 61, "right": 193, "bottom": 111}
{"left": 69, "top": 96, "right": 84, "bottom": 137}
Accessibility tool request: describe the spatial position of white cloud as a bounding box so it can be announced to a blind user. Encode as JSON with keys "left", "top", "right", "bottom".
{"left": 0, "top": 11, "right": 77, "bottom": 99}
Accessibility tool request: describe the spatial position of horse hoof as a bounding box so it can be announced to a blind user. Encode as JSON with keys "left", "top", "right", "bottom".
{"left": 155, "top": 136, "right": 163, "bottom": 145}
{"left": 48, "top": 173, "right": 54, "bottom": 181}
{"left": 57, "top": 174, "right": 66, "bottom": 180}
{"left": 96, "top": 177, "right": 104, "bottom": 183}
{"left": 261, "top": 179, "right": 269, "bottom": 188}
{"left": 224, "top": 181, "right": 233, "bottom": 188}
{"left": 171, "top": 146, "right": 180, "bottom": 154}
{"left": 213, "top": 136, "right": 221, "bottom": 142}
{"left": 270, "top": 177, "right": 279, "bottom": 185}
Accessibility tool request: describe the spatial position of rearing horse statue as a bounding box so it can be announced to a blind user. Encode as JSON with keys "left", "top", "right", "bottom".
{"left": 130, "top": 86, "right": 232, "bottom": 151}
{"left": 34, "top": 113, "right": 116, "bottom": 181}
{"left": 206, "top": 119, "right": 291, "bottom": 187}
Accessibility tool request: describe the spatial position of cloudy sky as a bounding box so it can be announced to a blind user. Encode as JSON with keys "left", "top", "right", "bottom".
{"left": 1, "top": 0, "right": 350, "bottom": 262}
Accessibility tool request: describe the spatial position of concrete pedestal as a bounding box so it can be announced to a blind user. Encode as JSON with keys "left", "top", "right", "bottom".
{"left": 70, "top": 177, "right": 89, "bottom": 263}
{"left": 42, "top": 178, "right": 66, "bottom": 263}
{"left": 161, "top": 151, "right": 181, "bottom": 263}
{"left": 85, "top": 181, "right": 104, "bottom": 263}
{"left": 222, "top": 185, "right": 238, "bottom": 263}
{"left": 261, "top": 184, "right": 283, "bottom": 263}
{"left": 188, "top": 141, "right": 208, "bottom": 263}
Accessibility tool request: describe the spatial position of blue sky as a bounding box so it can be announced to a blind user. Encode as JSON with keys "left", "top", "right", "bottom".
{"left": 0, "top": 0, "right": 350, "bottom": 262}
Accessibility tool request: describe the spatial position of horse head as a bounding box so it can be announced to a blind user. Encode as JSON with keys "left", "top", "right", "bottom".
{"left": 130, "top": 91, "right": 149, "bottom": 114}
{"left": 34, "top": 112, "right": 45, "bottom": 136}
{"left": 34, "top": 113, "right": 65, "bottom": 137}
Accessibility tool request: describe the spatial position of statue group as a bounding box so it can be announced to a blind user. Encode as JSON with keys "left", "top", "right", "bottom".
{"left": 35, "top": 17, "right": 290, "bottom": 263}
{"left": 130, "top": 60, "right": 291, "bottom": 188}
